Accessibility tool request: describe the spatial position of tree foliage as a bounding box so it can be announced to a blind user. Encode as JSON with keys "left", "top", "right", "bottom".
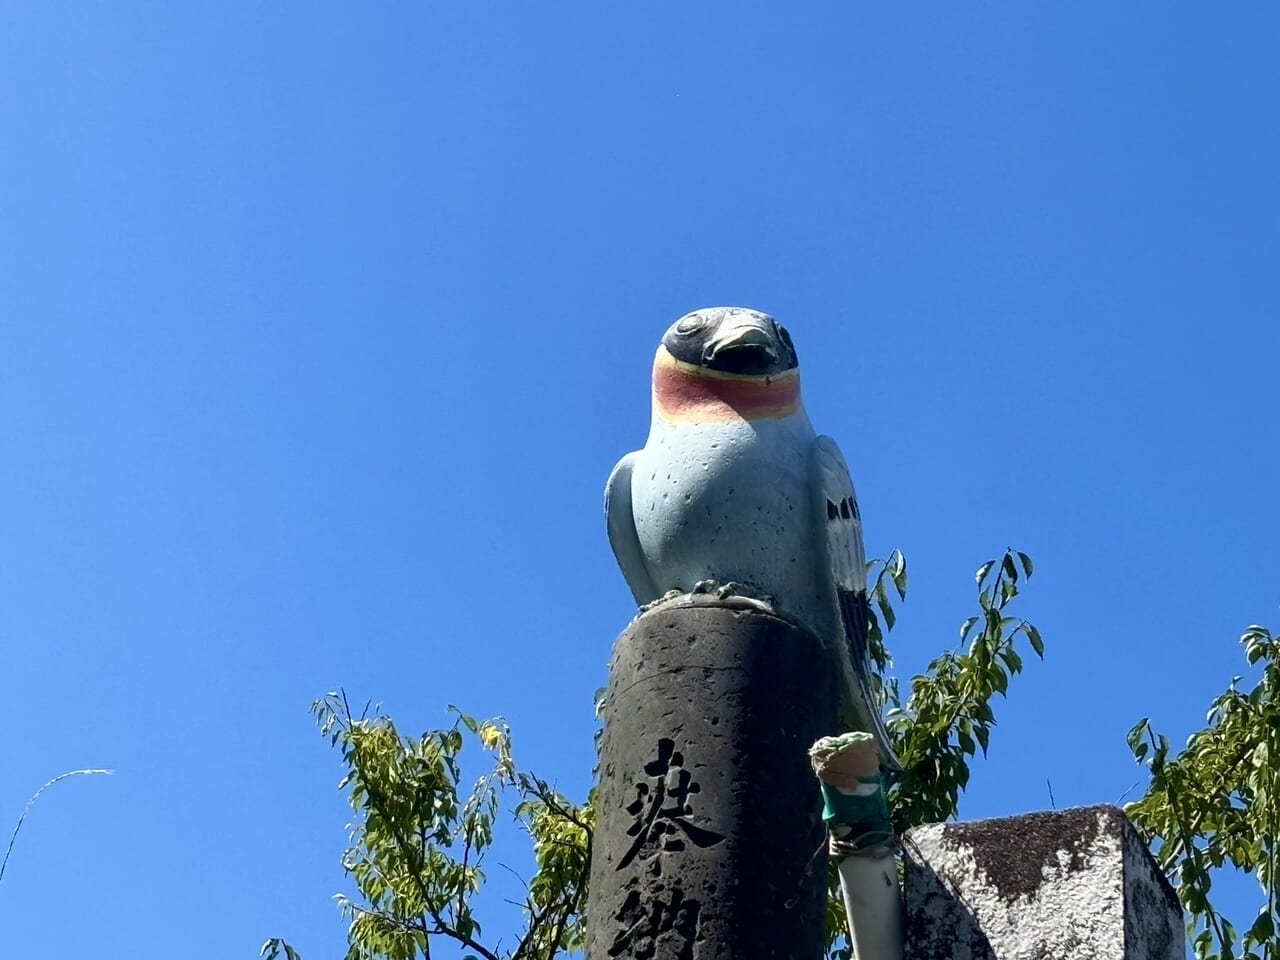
{"left": 1125, "top": 625, "right": 1279, "bottom": 960}
{"left": 822, "top": 548, "right": 1044, "bottom": 957}
{"left": 880, "top": 548, "right": 1042, "bottom": 833}
{"left": 261, "top": 693, "right": 590, "bottom": 960}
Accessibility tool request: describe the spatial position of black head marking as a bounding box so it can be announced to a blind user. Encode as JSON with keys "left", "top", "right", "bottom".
{"left": 661, "top": 307, "right": 800, "bottom": 377}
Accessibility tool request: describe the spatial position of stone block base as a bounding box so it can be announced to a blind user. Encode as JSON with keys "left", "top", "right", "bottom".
{"left": 903, "top": 805, "right": 1183, "bottom": 960}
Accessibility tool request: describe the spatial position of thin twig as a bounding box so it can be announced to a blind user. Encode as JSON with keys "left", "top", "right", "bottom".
{"left": 1115, "top": 778, "right": 1143, "bottom": 806}
{"left": 526, "top": 778, "right": 589, "bottom": 833}
{"left": 497, "top": 861, "right": 532, "bottom": 893}
{"left": 1, "top": 769, "right": 114, "bottom": 884}
{"left": 429, "top": 920, "right": 503, "bottom": 960}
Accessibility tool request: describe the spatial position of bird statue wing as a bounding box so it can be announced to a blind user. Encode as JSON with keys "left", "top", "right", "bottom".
{"left": 810, "top": 435, "right": 902, "bottom": 771}
{"left": 605, "top": 452, "right": 661, "bottom": 606}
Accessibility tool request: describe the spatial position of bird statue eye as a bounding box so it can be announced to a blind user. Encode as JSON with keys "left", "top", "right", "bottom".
{"left": 675, "top": 314, "right": 708, "bottom": 335}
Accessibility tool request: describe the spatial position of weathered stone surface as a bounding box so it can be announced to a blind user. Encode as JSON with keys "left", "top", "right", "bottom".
{"left": 903, "top": 805, "right": 1183, "bottom": 960}
{"left": 586, "top": 599, "right": 838, "bottom": 960}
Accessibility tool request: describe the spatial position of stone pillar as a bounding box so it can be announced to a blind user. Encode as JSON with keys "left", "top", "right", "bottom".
{"left": 902, "top": 805, "right": 1184, "bottom": 960}
{"left": 586, "top": 598, "right": 838, "bottom": 960}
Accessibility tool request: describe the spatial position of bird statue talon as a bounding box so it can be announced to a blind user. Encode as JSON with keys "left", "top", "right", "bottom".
{"left": 638, "top": 589, "right": 684, "bottom": 614}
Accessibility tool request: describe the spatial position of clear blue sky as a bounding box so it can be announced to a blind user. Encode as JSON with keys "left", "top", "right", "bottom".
{"left": 2, "top": 4, "right": 1276, "bottom": 957}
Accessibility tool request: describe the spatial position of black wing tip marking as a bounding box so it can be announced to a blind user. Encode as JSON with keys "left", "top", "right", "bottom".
{"left": 825, "top": 496, "right": 859, "bottom": 523}
{"left": 837, "top": 587, "right": 871, "bottom": 662}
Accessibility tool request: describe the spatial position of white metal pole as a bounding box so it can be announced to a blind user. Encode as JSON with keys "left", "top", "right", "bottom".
{"left": 810, "top": 732, "right": 904, "bottom": 960}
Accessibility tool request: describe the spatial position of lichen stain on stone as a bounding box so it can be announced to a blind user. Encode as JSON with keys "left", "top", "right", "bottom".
{"left": 904, "top": 806, "right": 1184, "bottom": 960}
{"left": 943, "top": 805, "right": 1112, "bottom": 904}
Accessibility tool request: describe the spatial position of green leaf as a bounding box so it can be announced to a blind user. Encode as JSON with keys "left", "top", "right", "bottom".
{"left": 891, "top": 550, "right": 908, "bottom": 600}
{"left": 1245, "top": 908, "right": 1273, "bottom": 945}
{"left": 984, "top": 607, "right": 1002, "bottom": 638}
{"left": 975, "top": 725, "right": 990, "bottom": 756}
{"left": 1002, "top": 554, "right": 1018, "bottom": 584}
{"left": 1016, "top": 551, "right": 1034, "bottom": 578}
{"left": 976, "top": 560, "right": 996, "bottom": 586}
{"left": 877, "top": 592, "right": 896, "bottom": 631}
{"left": 1026, "top": 623, "right": 1044, "bottom": 658}
{"left": 990, "top": 666, "right": 1008, "bottom": 695}
{"left": 260, "top": 939, "right": 301, "bottom": 960}
{"left": 1222, "top": 918, "right": 1237, "bottom": 949}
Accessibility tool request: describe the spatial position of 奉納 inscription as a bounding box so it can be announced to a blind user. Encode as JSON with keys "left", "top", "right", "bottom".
{"left": 617, "top": 738, "right": 725, "bottom": 870}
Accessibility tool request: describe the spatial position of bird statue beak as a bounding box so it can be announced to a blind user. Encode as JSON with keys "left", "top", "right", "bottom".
{"left": 703, "top": 315, "right": 780, "bottom": 372}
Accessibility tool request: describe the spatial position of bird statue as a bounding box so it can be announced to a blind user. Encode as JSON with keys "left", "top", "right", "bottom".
{"left": 605, "top": 306, "right": 900, "bottom": 771}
